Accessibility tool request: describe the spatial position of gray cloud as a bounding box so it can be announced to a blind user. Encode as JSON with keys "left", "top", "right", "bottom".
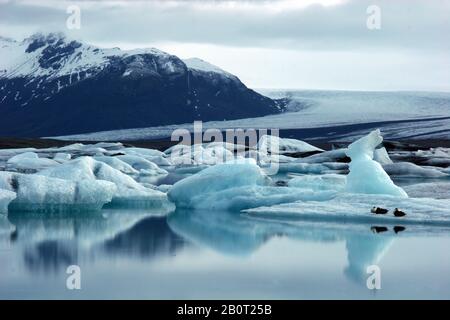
{"left": 1, "top": 0, "right": 449, "bottom": 91}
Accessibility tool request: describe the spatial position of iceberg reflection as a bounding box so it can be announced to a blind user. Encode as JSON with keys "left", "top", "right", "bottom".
{"left": 168, "top": 209, "right": 398, "bottom": 281}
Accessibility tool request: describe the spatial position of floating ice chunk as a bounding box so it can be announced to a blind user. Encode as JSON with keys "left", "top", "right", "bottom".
{"left": 6, "top": 152, "right": 59, "bottom": 172}
{"left": 122, "top": 146, "right": 172, "bottom": 166}
{"left": 383, "top": 162, "right": 448, "bottom": 178}
{"left": 245, "top": 193, "right": 450, "bottom": 226}
{"left": 53, "top": 152, "right": 71, "bottom": 163}
{"left": 123, "top": 147, "right": 165, "bottom": 158}
{"left": 288, "top": 174, "right": 347, "bottom": 192}
{"left": 166, "top": 144, "right": 237, "bottom": 166}
{"left": 168, "top": 159, "right": 335, "bottom": 210}
{"left": 38, "top": 157, "right": 167, "bottom": 206}
{"left": 117, "top": 155, "right": 168, "bottom": 176}
{"left": 94, "top": 156, "right": 139, "bottom": 175}
{"left": 258, "top": 135, "right": 323, "bottom": 155}
{"left": 373, "top": 147, "right": 393, "bottom": 165}
{"left": 345, "top": 130, "right": 408, "bottom": 197}
{"left": 0, "top": 171, "right": 115, "bottom": 213}
{"left": 0, "top": 188, "right": 16, "bottom": 213}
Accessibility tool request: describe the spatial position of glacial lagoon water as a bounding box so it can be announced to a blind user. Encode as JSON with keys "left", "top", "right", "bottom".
{"left": 1, "top": 205, "right": 450, "bottom": 300}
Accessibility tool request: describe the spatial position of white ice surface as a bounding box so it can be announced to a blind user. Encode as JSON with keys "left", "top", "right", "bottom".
{"left": 345, "top": 130, "right": 407, "bottom": 197}
{"left": 244, "top": 193, "right": 450, "bottom": 226}
{"left": 168, "top": 159, "right": 335, "bottom": 210}
{"left": 38, "top": 157, "right": 167, "bottom": 206}
{"left": 258, "top": 135, "right": 323, "bottom": 155}
{"left": 288, "top": 174, "right": 347, "bottom": 192}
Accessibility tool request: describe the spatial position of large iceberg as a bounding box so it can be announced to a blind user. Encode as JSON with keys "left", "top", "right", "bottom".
{"left": 0, "top": 171, "right": 115, "bottom": 212}
{"left": 168, "top": 159, "right": 335, "bottom": 211}
{"left": 38, "top": 157, "right": 167, "bottom": 206}
{"left": 345, "top": 130, "right": 408, "bottom": 197}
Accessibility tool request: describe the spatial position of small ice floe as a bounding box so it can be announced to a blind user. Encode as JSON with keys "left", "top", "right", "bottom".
{"left": 257, "top": 134, "right": 323, "bottom": 155}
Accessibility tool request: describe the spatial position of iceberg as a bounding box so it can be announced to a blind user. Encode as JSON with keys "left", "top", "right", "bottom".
{"left": 94, "top": 155, "right": 139, "bottom": 175}
{"left": 117, "top": 155, "right": 168, "bottom": 176}
{"left": 345, "top": 130, "right": 408, "bottom": 197}
{"left": 53, "top": 152, "right": 72, "bottom": 163}
{"left": 258, "top": 135, "right": 323, "bottom": 155}
{"left": 168, "top": 159, "right": 335, "bottom": 211}
{"left": 0, "top": 171, "right": 115, "bottom": 213}
{"left": 6, "top": 152, "right": 59, "bottom": 173}
{"left": 383, "top": 162, "right": 448, "bottom": 178}
{"left": 373, "top": 147, "right": 393, "bottom": 165}
{"left": 38, "top": 157, "right": 168, "bottom": 206}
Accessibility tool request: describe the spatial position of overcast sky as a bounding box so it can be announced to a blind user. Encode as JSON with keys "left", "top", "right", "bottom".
{"left": 1, "top": 0, "right": 449, "bottom": 91}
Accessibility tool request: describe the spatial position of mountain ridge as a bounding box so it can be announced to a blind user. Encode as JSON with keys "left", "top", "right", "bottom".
{"left": 0, "top": 33, "right": 285, "bottom": 137}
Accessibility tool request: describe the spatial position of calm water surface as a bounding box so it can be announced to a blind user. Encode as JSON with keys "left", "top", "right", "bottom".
{"left": 1, "top": 207, "right": 450, "bottom": 299}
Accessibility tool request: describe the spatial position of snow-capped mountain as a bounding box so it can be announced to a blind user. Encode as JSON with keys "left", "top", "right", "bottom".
{"left": 0, "top": 33, "right": 285, "bottom": 137}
